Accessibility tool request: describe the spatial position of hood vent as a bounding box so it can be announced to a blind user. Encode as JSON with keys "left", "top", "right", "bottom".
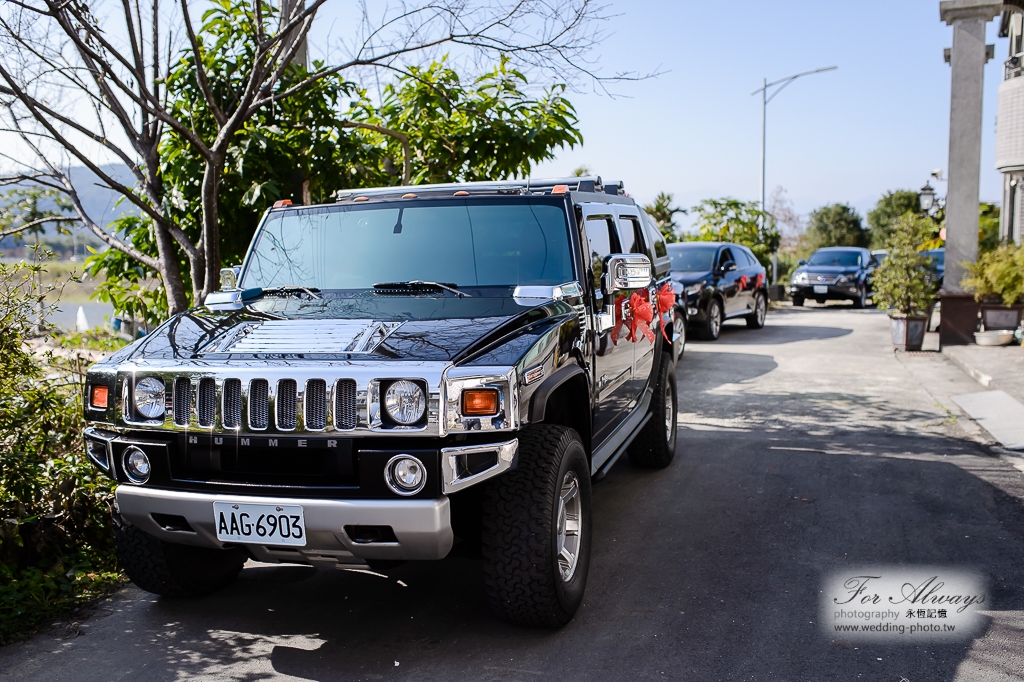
{"left": 207, "top": 320, "right": 402, "bottom": 355}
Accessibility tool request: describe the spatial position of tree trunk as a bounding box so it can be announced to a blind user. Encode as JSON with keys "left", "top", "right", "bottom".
{"left": 199, "top": 157, "right": 221, "bottom": 302}
{"left": 154, "top": 223, "right": 188, "bottom": 315}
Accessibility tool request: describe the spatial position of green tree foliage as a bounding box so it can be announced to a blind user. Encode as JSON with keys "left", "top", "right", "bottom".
{"left": 867, "top": 190, "right": 920, "bottom": 249}
{"left": 85, "top": 46, "right": 582, "bottom": 318}
{"left": 0, "top": 258, "right": 120, "bottom": 643}
{"left": 962, "top": 242, "right": 1024, "bottom": 305}
{"left": 805, "top": 203, "right": 868, "bottom": 250}
{"left": 979, "top": 202, "right": 1001, "bottom": 254}
{"left": 347, "top": 57, "right": 581, "bottom": 186}
{"left": 871, "top": 214, "right": 937, "bottom": 315}
{"left": 687, "top": 198, "right": 780, "bottom": 276}
{"left": 642, "top": 192, "right": 686, "bottom": 243}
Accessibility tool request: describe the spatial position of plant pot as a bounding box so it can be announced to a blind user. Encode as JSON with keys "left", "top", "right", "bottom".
{"left": 979, "top": 303, "right": 1023, "bottom": 331}
{"left": 889, "top": 314, "right": 928, "bottom": 351}
{"left": 974, "top": 330, "right": 1015, "bottom": 346}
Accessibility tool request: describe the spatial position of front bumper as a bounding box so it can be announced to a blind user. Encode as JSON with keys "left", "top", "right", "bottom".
{"left": 115, "top": 486, "right": 454, "bottom": 566}
{"left": 790, "top": 283, "right": 860, "bottom": 300}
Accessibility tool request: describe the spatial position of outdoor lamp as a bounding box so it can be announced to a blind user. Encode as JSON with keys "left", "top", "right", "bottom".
{"left": 918, "top": 182, "right": 935, "bottom": 213}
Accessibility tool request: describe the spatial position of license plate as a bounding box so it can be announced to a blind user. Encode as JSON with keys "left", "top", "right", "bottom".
{"left": 214, "top": 502, "right": 306, "bottom": 546}
{"left": 813, "top": 285, "right": 828, "bottom": 294}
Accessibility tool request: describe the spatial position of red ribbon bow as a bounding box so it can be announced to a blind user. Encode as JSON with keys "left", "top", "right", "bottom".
{"left": 657, "top": 283, "right": 674, "bottom": 344}
{"left": 626, "top": 291, "right": 655, "bottom": 344}
{"left": 755, "top": 272, "right": 764, "bottom": 289}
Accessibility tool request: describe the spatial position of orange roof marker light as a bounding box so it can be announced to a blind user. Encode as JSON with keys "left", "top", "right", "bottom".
{"left": 353, "top": 197, "right": 369, "bottom": 201}
{"left": 273, "top": 199, "right": 292, "bottom": 208}
{"left": 402, "top": 193, "right": 418, "bottom": 198}
{"left": 551, "top": 185, "right": 569, "bottom": 194}
{"left": 453, "top": 190, "right": 469, "bottom": 196}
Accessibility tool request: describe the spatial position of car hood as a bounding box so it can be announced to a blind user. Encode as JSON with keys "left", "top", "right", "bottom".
{"left": 101, "top": 294, "right": 574, "bottom": 365}
{"left": 671, "top": 269, "right": 713, "bottom": 285}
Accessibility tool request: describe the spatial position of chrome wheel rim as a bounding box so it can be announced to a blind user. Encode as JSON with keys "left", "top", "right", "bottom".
{"left": 556, "top": 470, "right": 582, "bottom": 582}
{"left": 710, "top": 302, "right": 721, "bottom": 337}
{"left": 757, "top": 294, "right": 766, "bottom": 325}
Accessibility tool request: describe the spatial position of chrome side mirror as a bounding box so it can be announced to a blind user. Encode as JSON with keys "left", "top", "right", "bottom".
{"left": 603, "top": 254, "right": 652, "bottom": 294}
{"left": 219, "top": 266, "right": 241, "bottom": 291}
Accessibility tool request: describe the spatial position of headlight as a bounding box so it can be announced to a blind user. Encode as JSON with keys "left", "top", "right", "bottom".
{"left": 384, "top": 380, "right": 426, "bottom": 425}
{"left": 685, "top": 282, "right": 703, "bottom": 295}
{"left": 792, "top": 272, "right": 808, "bottom": 284}
{"left": 384, "top": 454, "right": 426, "bottom": 495}
{"left": 122, "top": 446, "right": 151, "bottom": 484}
{"left": 133, "top": 378, "right": 165, "bottom": 419}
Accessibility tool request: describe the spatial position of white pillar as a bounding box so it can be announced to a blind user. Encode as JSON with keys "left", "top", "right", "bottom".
{"left": 940, "top": 1, "right": 1002, "bottom": 291}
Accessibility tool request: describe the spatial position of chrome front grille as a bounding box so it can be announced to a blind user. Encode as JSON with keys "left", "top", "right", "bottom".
{"left": 305, "top": 379, "right": 327, "bottom": 430}
{"left": 126, "top": 369, "right": 434, "bottom": 435}
{"left": 335, "top": 379, "right": 357, "bottom": 430}
{"left": 223, "top": 379, "right": 241, "bottom": 428}
{"left": 198, "top": 378, "right": 216, "bottom": 427}
{"left": 249, "top": 379, "right": 269, "bottom": 429}
{"left": 174, "top": 378, "right": 192, "bottom": 425}
{"left": 276, "top": 379, "right": 297, "bottom": 430}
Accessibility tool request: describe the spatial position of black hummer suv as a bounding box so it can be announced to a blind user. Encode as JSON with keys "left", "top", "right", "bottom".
{"left": 82, "top": 176, "right": 683, "bottom": 628}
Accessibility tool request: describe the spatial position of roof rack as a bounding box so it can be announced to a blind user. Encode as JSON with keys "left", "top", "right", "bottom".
{"left": 332, "top": 175, "right": 623, "bottom": 202}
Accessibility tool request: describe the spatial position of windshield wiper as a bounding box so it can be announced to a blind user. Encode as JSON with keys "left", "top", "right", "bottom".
{"left": 241, "top": 285, "right": 321, "bottom": 300}
{"left": 372, "top": 280, "right": 472, "bottom": 298}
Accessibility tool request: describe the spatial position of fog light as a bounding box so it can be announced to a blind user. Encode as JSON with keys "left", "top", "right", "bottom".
{"left": 384, "top": 380, "right": 425, "bottom": 425}
{"left": 384, "top": 455, "right": 426, "bottom": 496}
{"left": 122, "top": 446, "right": 151, "bottom": 484}
{"left": 133, "top": 377, "right": 165, "bottom": 419}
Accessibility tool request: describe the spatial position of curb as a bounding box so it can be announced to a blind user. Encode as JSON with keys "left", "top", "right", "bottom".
{"left": 941, "top": 346, "right": 995, "bottom": 389}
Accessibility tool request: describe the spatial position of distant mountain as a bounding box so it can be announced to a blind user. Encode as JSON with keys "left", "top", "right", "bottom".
{"left": 1, "top": 164, "right": 140, "bottom": 248}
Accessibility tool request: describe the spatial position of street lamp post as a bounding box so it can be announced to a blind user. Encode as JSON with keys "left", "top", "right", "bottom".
{"left": 751, "top": 66, "right": 837, "bottom": 287}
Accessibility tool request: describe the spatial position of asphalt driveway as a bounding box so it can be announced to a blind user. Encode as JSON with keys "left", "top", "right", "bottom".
{"left": 3, "top": 306, "right": 1023, "bottom": 681}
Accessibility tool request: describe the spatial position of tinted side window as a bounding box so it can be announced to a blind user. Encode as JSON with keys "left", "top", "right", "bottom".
{"left": 719, "top": 248, "right": 735, "bottom": 268}
{"left": 739, "top": 249, "right": 757, "bottom": 267}
{"left": 585, "top": 215, "right": 621, "bottom": 299}
{"left": 616, "top": 215, "right": 645, "bottom": 256}
{"left": 642, "top": 212, "right": 668, "bottom": 259}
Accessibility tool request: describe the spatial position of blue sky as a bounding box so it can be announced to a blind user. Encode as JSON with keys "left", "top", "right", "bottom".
{"left": 518, "top": 0, "right": 1010, "bottom": 231}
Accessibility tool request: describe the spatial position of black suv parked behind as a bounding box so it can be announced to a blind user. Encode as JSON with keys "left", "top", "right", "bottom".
{"left": 82, "top": 176, "right": 685, "bottom": 628}
{"left": 789, "top": 247, "right": 876, "bottom": 308}
{"left": 666, "top": 241, "right": 769, "bottom": 340}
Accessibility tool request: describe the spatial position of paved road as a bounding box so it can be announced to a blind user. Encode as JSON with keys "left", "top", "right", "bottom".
{"left": 4, "top": 306, "right": 1024, "bottom": 681}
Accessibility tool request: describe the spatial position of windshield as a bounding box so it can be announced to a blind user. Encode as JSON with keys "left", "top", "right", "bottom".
{"left": 241, "top": 198, "right": 574, "bottom": 291}
{"left": 808, "top": 250, "right": 862, "bottom": 267}
{"left": 668, "top": 245, "right": 717, "bottom": 271}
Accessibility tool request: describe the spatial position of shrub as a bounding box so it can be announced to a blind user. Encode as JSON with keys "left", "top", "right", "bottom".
{"left": 0, "top": 257, "right": 121, "bottom": 644}
{"left": 871, "top": 214, "right": 937, "bottom": 315}
{"left": 961, "top": 243, "right": 1024, "bottom": 306}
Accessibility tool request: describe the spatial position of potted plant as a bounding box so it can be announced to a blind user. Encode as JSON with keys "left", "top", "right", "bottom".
{"left": 871, "top": 214, "right": 937, "bottom": 351}
{"left": 962, "top": 243, "right": 1024, "bottom": 333}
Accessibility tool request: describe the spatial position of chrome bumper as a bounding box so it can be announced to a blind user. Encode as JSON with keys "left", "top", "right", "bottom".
{"left": 115, "top": 487, "right": 453, "bottom": 566}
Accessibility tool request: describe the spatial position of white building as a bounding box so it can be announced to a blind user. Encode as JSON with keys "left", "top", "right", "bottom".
{"left": 996, "top": 10, "right": 1024, "bottom": 245}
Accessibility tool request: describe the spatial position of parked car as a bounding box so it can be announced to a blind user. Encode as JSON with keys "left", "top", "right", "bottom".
{"left": 922, "top": 247, "right": 944, "bottom": 290}
{"left": 81, "top": 175, "right": 684, "bottom": 628}
{"left": 666, "top": 241, "right": 769, "bottom": 340}
{"left": 789, "top": 247, "right": 876, "bottom": 308}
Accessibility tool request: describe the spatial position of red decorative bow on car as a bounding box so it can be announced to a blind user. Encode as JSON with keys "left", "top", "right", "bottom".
{"left": 739, "top": 274, "right": 749, "bottom": 290}
{"left": 657, "top": 283, "right": 674, "bottom": 344}
{"left": 626, "top": 291, "right": 655, "bottom": 343}
{"left": 756, "top": 272, "right": 764, "bottom": 289}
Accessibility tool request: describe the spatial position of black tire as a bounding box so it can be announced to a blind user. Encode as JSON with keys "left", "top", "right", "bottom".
{"left": 746, "top": 291, "right": 767, "bottom": 329}
{"left": 482, "top": 425, "right": 592, "bottom": 628}
{"left": 699, "top": 298, "right": 723, "bottom": 340}
{"left": 852, "top": 285, "right": 866, "bottom": 309}
{"left": 112, "top": 511, "right": 246, "bottom": 597}
{"left": 792, "top": 295, "right": 804, "bottom": 307}
{"left": 629, "top": 356, "right": 677, "bottom": 469}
